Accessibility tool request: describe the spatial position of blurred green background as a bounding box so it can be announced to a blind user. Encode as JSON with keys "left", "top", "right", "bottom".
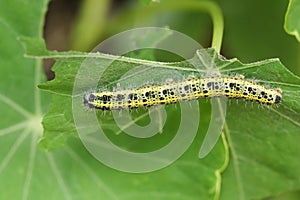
{"left": 44, "top": 0, "right": 300, "bottom": 80}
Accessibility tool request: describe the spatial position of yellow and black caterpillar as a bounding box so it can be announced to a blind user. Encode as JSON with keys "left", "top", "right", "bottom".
{"left": 83, "top": 75, "right": 282, "bottom": 110}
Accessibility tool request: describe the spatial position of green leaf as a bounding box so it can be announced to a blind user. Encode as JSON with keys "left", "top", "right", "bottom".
{"left": 22, "top": 33, "right": 300, "bottom": 199}
{"left": 284, "top": 0, "right": 300, "bottom": 42}
{"left": 4, "top": 1, "right": 300, "bottom": 200}
{"left": 1, "top": 2, "right": 225, "bottom": 200}
{"left": 20, "top": 31, "right": 228, "bottom": 199}
{"left": 0, "top": 0, "right": 52, "bottom": 199}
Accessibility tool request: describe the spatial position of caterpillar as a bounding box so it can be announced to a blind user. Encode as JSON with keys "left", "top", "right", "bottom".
{"left": 83, "top": 75, "right": 282, "bottom": 110}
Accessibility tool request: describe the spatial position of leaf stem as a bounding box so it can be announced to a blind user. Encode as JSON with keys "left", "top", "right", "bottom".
{"left": 208, "top": 2, "right": 224, "bottom": 53}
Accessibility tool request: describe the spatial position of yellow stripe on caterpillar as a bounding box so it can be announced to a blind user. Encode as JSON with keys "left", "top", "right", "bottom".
{"left": 83, "top": 75, "right": 282, "bottom": 110}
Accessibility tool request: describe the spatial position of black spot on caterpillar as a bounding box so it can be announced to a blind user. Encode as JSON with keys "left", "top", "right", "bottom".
{"left": 83, "top": 75, "right": 282, "bottom": 110}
